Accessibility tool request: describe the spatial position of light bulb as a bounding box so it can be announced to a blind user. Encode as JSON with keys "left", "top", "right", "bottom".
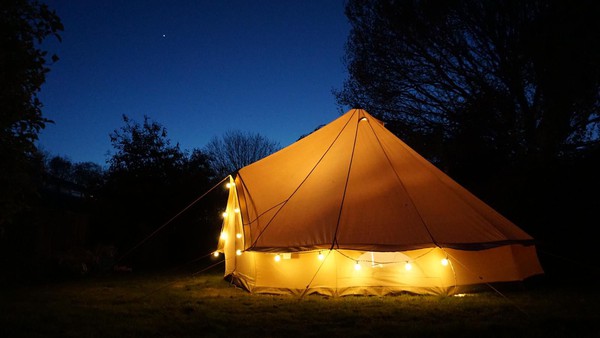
{"left": 405, "top": 262, "right": 412, "bottom": 271}
{"left": 234, "top": 208, "right": 240, "bottom": 213}
{"left": 318, "top": 252, "right": 324, "bottom": 261}
{"left": 219, "top": 232, "right": 227, "bottom": 240}
{"left": 441, "top": 258, "right": 449, "bottom": 266}
{"left": 226, "top": 182, "right": 235, "bottom": 188}
{"left": 354, "top": 261, "right": 361, "bottom": 270}
{"left": 222, "top": 212, "right": 228, "bottom": 218}
{"left": 213, "top": 251, "right": 219, "bottom": 258}
{"left": 235, "top": 249, "right": 242, "bottom": 256}
{"left": 274, "top": 254, "right": 281, "bottom": 262}
{"left": 236, "top": 233, "right": 242, "bottom": 239}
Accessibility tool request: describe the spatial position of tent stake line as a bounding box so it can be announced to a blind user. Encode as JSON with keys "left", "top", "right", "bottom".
{"left": 117, "top": 176, "right": 230, "bottom": 264}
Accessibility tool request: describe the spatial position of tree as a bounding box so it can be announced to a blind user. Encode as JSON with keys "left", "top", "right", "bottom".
{"left": 47, "top": 155, "right": 73, "bottom": 181}
{"left": 71, "top": 161, "right": 104, "bottom": 196}
{"left": 43, "top": 155, "right": 104, "bottom": 198}
{"left": 108, "top": 115, "right": 185, "bottom": 176}
{"left": 0, "top": 0, "right": 63, "bottom": 225}
{"left": 336, "top": 0, "right": 600, "bottom": 175}
{"left": 204, "top": 130, "right": 281, "bottom": 178}
{"left": 101, "top": 116, "right": 217, "bottom": 268}
{"left": 104, "top": 115, "right": 186, "bottom": 247}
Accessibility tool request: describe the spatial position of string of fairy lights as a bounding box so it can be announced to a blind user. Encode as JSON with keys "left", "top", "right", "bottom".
{"left": 214, "top": 181, "right": 454, "bottom": 274}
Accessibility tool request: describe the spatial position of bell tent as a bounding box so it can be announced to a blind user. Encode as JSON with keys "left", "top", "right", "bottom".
{"left": 215, "top": 109, "right": 543, "bottom": 296}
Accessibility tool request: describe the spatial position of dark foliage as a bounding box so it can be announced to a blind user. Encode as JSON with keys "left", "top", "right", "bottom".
{"left": 337, "top": 0, "right": 600, "bottom": 171}
{"left": 0, "top": 0, "right": 62, "bottom": 281}
{"left": 98, "top": 115, "right": 222, "bottom": 270}
{"left": 0, "top": 0, "right": 62, "bottom": 225}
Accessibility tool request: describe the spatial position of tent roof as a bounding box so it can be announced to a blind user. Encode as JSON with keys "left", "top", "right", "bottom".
{"left": 235, "top": 109, "right": 534, "bottom": 252}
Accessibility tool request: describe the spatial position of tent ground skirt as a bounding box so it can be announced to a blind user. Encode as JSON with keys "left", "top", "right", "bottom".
{"left": 224, "top": 245, "right": 543, "bottom": 296}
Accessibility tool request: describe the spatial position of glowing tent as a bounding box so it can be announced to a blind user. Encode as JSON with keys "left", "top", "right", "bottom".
{"left": 216, "top": 109, "right": 543, "bottom": 296}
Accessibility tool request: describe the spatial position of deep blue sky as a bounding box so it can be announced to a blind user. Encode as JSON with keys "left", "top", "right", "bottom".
{"left": 38, "top": 1, "right": 351, "bottom": 166}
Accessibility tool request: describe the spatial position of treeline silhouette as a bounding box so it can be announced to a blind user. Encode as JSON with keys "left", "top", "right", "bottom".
{"left": 3, "top": 119, "right": 215, "bottom": 281}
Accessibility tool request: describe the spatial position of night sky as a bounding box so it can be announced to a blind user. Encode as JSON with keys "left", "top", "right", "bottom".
{"left": 37, "top": 0, "right": 351, "bottom": 166}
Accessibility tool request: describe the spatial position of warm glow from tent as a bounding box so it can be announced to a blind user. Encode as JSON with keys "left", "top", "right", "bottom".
{"left": 213, "top": 251, "right": 219, "bottom": 257}
{"left": 318, "top": 252, "right": 324, "bottom": 261}
{"left": 220, "top": 232, "right": 227, "bottom": 240}
{"left": 215, "top": 109, "right": 545, "bottom": 297}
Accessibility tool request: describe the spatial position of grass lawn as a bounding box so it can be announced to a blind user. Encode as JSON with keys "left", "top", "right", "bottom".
{"left": 1, "top": 269, "right": 598, "bottom": 337}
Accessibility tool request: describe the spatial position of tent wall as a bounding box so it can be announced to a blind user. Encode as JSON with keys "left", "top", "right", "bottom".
{"left": 215, "top": 109, "right": 544, "bottom": 296}
{"left": 218, "top": 177, "right": 542, "bottom": 296}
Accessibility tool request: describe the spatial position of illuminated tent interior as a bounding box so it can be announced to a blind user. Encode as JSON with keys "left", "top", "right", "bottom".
{"left": 215, "top": 108, "right": 543, "bottom": 296}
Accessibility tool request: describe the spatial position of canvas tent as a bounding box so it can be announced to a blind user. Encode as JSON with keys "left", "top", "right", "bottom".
{"left": 216, "top": 109, "right": 543, "bottom": 296}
